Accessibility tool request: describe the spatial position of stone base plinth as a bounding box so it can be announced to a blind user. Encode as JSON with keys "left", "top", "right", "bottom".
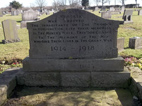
{"left": 23, "top": 57, "right": 124, "bottom": 72}
{"left": 17, "top": 69, "right": 130, "bottom": 88}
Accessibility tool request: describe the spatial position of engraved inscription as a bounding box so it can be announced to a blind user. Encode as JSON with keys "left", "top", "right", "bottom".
{"left": 28, "top": 9, "right": 120, "bottom": 59}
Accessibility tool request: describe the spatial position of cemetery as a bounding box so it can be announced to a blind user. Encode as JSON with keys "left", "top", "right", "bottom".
{"left": 0, "top": 2, "right": 142, "bottom": 105}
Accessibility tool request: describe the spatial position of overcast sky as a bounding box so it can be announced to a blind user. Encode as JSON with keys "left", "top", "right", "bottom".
{"left": 0, "top": 0, "right": 141, "bottom": 8}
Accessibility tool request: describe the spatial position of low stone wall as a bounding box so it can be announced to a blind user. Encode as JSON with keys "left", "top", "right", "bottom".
{"left": 0, "top": 68, "right": 20, "bottom": 105}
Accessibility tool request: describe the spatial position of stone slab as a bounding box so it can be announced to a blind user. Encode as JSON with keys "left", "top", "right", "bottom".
{"left": 61, "top": 72, "right": 90, "bottom": 87}
{"left": 91, "top": 69, "right": 130, "bottom": 88}
{"left": 21, "top": 21, "right": 36, "bottom": 28}
{"left": 101, "top": 11, "right": 111, "bottom": 19}
{"left": 17, "top": 71, "right": 60, "bottom": 86}
{"left": 129, "top": 37, "right": 142, "bottom": 49}
{"left": 0, "top": 68, "right": 20, "bottom": 105}
{"left": 23, "top": 56, "right": 124, "bottom": 72}
{"left": 117, "top": 37, "right": 125, "bottom": 52}
{"left": 17, "top": 69, "right": 130, "bottom": 88}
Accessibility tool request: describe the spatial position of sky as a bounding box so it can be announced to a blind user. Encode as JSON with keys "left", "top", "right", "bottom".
{"left": 0, "top": 0, "right": 142, "bottom": 8}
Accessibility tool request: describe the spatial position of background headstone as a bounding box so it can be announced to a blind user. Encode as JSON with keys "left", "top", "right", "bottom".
{"left": 109, "top": 7, "right": 115, "bottom": 12}
{"left": 129, "top": 37, "right": 142, "bottom": 49}
{"left": 138, "top": 10, "right": 142, "bottom": 15}
{"left": 21, "top": 9, "right": 40, "bottom": 28}
{"left": 122, "top": 9, "right": 133, "bottom": 23}
{"left": 101, "top": 11, "right": 111, "bottom": 19}
{"left": 117, "top": 37, "right": 125, "bottom": 52}
{"left": 0, "top": 9, "right": 3, "bottom": 17}
{"left": 2, "top": 19, "right": 20, "bottom": 44}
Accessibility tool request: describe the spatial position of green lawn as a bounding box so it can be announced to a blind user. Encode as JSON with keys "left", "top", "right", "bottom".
{"left": 0, "top": 10, "right": 142, "bottom": 72}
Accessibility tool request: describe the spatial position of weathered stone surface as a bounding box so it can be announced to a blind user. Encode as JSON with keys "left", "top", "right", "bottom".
{"left": 2, "top": 19, "right": 20, "bottom": 44}
{"left": 117, "top": 37, "right": 125, "bottom": 52}
{"left": 0, "top": 85, "right": 7, "bottom": 106}
{"left": 91, "top": 69, "right": 130, "bottom": 88}
{"left": 101, "top": 11, "right": 111, "bottom": 19}
{"left": 122, "top": 9, "right": 133, "bottom": 23}
{"left": 121, "top": 6, "right": 125, "bottom": 13}
{"left": 27, "top": 9, "right": 122, "bottom": 59}
{"left": 0, "top": 68, "right": 20, "bottom": 105}
{"left": 138, "top": 10, "right": 142, "bottom": 15}
{"left": 129, "top": 37, "right": 142, "bottom": 49}
{"left": 0, "top": 9, "right": 3, "bottom": 17}
{"left": 17, "top": 71, "right": 60, "bottom": 86}
{"left": 22, "top": 9, "right": 38, "bottom": 21}
{"left": 11, "top": 10, "right": 20, "bottom": 16}
{"left": 23, "top": 57, "right": 124, "bottom": 72}
{"left": 109, "top": 7, "right": 115, "bottom": 12}
{"left": 21, "top": 21, "right": 36, "bottom": 28}
{"left": 61, "top": 72, "right": 90, "bottom": 87}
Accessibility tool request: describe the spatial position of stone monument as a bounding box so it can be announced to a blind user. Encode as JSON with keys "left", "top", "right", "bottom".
{"left": 0, "top": 9, "right": 3, "bottom": 17}
{"left": 2, "top": 19, "right": 20, "bottom": 44}
{"left": 117, "top": 38, "right": 125, "bottom": 52}
{"left": 101, "top": 11, "right": 111, "bottom": 19}
{"left": 109, "top": 7, "right": 115, "bottom": 12}
{"left": 122, "top": 10, "right": 133, "bottom": 24}
{"left": 21, "top": 9, "right": 40, "bottom": 28}
{"left": 138, "top": 10, "right": 142, "bottom": 15}
{"left": 129, "top": 37, "right": 142, "bottom": 49}
{"left": 17, "top": 9, "right": 130, "bottom": 88}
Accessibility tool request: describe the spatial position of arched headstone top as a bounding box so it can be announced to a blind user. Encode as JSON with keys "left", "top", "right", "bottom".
{"left": 27, "top": 9, "right": 123, "bottom": 59}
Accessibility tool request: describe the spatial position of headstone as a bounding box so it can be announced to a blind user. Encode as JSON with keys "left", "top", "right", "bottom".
{"left": 138, "top": 10, "right": 142, "bottom": 15}
{"left": 21, "top": 9, "right": 40, "bottom": 28}
{"left": 17, "top": 9, "right": 130, "bottom": 88}
{"left": 129, "top": 37, "right": 142, "bottom": 49}
{"left": 122, "top": 10, "right": 133, "bottom": 23}
{"left": 0, "top": 9, "right": 3, "bottom": 17}
{"left": 109, "top": 7, "right": 115, "bottom": 12}
{"left": 101, "top": 11, "right": 111, "bottom": 19}
{"left": 101, "top": 6, "right": 106, "bottom": 11}
{"left": 2, "top": 19, "right": 20, "bottom": 44}
{"left": 11, "top": 10, "right": 20, "bottom": 16}
{"left": 121, "top": 6, "right": 125, "bottom": 13}
{"left": 117, "top": 38, "right": 125, "bottom": 52}
{"left": 95, "top": 7, "right": 99, "bottom": 11}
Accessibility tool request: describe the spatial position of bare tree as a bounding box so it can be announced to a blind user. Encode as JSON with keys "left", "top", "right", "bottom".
{"left": 35, "top": 0, "right": 46, "bottom": 12}
{"left": 108, "top": 0, "right": 111, "bottom": 5}
{"left": 68, "top": 0, "right": 81, "bottom": 8}
{"left": 52, "top": 0, "right": 60, "bottom": 11}
{"left": 101, "top": 0, "right": 107, "bottom": 6}
{"left": 119, "top": 0, "right": 126, "bottom": 6}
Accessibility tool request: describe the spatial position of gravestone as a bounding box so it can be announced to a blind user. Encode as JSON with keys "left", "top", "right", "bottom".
{"left": 121, "top": 6, "right": 125, "bottom": 13}
{"left": 2, "top": 19, "right": 20, "bottom": 44}
{"left": 117, "top": 38, "right": 125, "bottom": 52}
{"left": 110, "top": 7, "right": 115, "bottom": 12}
{"left": 129, "top": 37, "right": 142, "bottom": 49}
{"left": 122, "top": 10, "right": 133, "bottom": 24}
{"left": 95, "top": 7, "right": 99, "bottom": 11}
{"left": 17, "top": 9, "right": 130, "bottom": 88}
{"left": 11, "top": 10, "right": 20, "bottom": 16}
{"left": 138, "top": 10, "right": 142, "bottom": 15}
{"left": 21, "top": 9, "right": 40, "bottom": 28}
{"left": 101, "top": 11, "right": 111, "bottom": 19}
{"left": 0, "top": 9, "right": 3, "bottom": 17}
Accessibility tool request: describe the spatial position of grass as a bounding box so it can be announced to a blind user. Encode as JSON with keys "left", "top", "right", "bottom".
{"left": 0, "top": 10, "right": 142, "bottom": 64}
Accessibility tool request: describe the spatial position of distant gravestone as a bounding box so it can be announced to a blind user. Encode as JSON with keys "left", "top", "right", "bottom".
{"left": 11, "top": 10, "right": 20, "bottom": 16}
{"left": 138, "top": 10, "right": 142, "bottom": 15}
{"left": 17, "top": 9, "right": 130, "bottom": 88}
{"left": 121, "top": 6, "right": 125, "bottom": 13}
{"left": 2, "top": 19, "right": 20, "bottom": 44}
{"left": 101, "top": 11, "right": 111, "bottom": 19}
{"left": 117, "top": 38, "right": 125, "bottom": 52}
{"left": 122, "top": 10, "right": 133, "bottom": 23}
{"left": 21, "top": 9, "right": 39, "bottom": 28}
{"left": 0, "top": 9, "right": 3, "bottom": 17}
{"left": 129, "top": 37, "right": 142, "bottom": 49}
{"left": 110, "top": 7, "right": 115, "bottom": 12}
{"left": 95, "top": 7, "right": 99, "bottom": 11}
